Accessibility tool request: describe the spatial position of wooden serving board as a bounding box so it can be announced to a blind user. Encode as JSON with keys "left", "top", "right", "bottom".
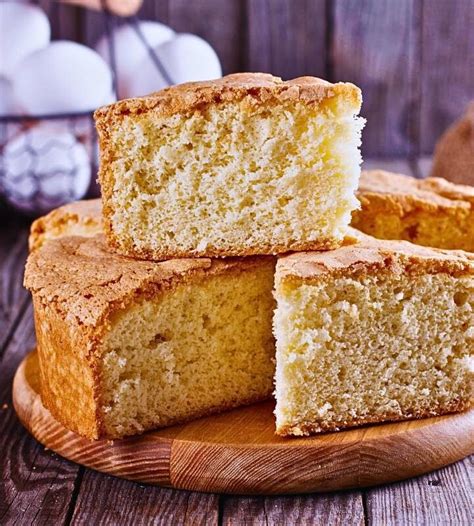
{"left": 13, "top": 351, "right": 474, "bottom": 495}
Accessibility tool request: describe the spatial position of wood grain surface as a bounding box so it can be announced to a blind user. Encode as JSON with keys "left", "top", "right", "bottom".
{"left": 0, "top": 221, "right": 30, "bottom": 357}
{"left": 365, "top": 458, "right": 474, "bottom": 525}
{"left": 222, "top": 492, "right": 365, "bottom": 526}
{"left": 332, "top": 0, "right": 421, "bottom": 157}
{"left": 13, "top": 350, "right": 474, "bottom": 496}
{"left": 419, "top": 0, "right": 474, "bottom": 153}
{"left": 71, "top": 472, "right": 219, "bottom": 525}
{"left": 246, "top": 0, "right": 326, "bottom": 79}
{"left": 0, "top": 305, "right": 81, "bottom": 525}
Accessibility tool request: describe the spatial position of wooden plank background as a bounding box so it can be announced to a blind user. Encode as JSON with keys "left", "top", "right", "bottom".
{"left": 30, "top": 0, "right": 474, "bottom": 158}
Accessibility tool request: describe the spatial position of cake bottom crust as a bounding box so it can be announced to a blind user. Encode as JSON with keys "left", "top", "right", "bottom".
{"left": 106, "top": 233, "right": 343, "bottom": 261}
{"left": 41, "top": 388, "right": 273, "bottom": 440}
{"left": 276, "top": 398, "right": 472, "bottom": 437}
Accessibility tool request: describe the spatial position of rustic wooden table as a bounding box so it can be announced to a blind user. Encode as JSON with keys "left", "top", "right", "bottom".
{"left": 1, "top": 159, "right": 472, "bottom": 525}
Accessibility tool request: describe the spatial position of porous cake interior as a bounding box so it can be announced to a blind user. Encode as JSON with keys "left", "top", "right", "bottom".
{"left": 274, "top": 272, "right": 473, "bottom": 435}
{"left": 352, "top": 210, "right": 474, "bottom": 252}
{"left": 100, "top": 263, "right": 276, "bottom": 437}
{"left": 106, "top": 97, "right": 363, "bottom": 255}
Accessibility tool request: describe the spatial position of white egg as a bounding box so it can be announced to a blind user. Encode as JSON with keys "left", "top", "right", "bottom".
{"left": 39, "top": 116, "right": 99, "bottom": 166}
{"left": 12, "top": 41, "right": 113, "bottom": 115}
{"left": 0, "top": 76, "right": 21, "bottom": 116}
{"left": 95, "top": 21, "right": 174, "bottom": 99}
{"left": 0, "top": 125, "right": 91, "bottom": 214}
{"left": 127, "top": 33, "right": 222, "bottom": 98}
{"left": 0, "top": 2, "right": 50, "bottom": 77}
{"left": 101, "top": 88, "right": 117, "bottom": 106}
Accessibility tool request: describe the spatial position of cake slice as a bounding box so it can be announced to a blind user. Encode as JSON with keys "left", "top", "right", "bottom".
{"left": 29, "top": 198, "right": 102, "bottom": 251}
{"left": 274, "top": 237, "right": 473, "bottom": 436}
{"left": 95, "top": 73, "right": 364, "bottom": 259}
{"left": 25, "top": 234, "right": 276, "bottom": 439}
{"left": 352, "top": 170, "right": 474, "bottom": 251}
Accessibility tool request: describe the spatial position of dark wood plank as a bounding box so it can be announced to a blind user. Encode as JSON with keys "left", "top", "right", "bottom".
{"left": 420, "top": 0, "right": 474, "bottom": 154}
{"left": 0, "top": 223, "right": 30, "bottom": 359}
{"left": 0, "top": 305, "right": 80, "bottom": 526}
{"left": 35, "top": 1, "right": 84, "bottom": 42}
{"left": 362, "top": 158, "right": 413, "bottom": 176}
{"left": 83, "top": 9, "right": 111, "bottom": 50}
{"left": 245, "top": 0, "right": 326, "bottom": 79}
{"left": 364, "top": 457, "right": 474, "bottom": 525}
{"left": 71, "top": 470, "right": 219, "bottom": 526}
{"left": 55, "top": 5, "right": 84, "bottom": 42}
{"left": 222, "top": 492, "right": 364, "bottom": 526}
{"left": 137, "top": 0, "right": 169, "bottom": 23}
{"left": 332, "top": 0, "right": 421, "bottom": 157}
{"left": 167, "top": 0, "right": 244, "bottom": 74}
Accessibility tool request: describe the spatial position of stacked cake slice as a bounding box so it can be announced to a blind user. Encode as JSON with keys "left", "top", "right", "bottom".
{"left": 27, "top": 235, "right": 275, "bottom": 439}
{"left": 95, "top": 73, "right": 363, "bottom": 258}
{"left": 24, "top": 73, "right": 473, "bottom": 440}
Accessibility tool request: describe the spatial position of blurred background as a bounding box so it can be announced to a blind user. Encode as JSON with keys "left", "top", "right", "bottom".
{"left": 33, "top": 0, "right": 474, "bottom": 157}
{"left": 1, "top": 0, "right": 473, "bottom": 217}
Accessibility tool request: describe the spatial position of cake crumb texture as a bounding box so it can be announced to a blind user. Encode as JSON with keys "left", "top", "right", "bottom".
{"left": 274, "top": 239, "right": 474, "bottom": 436}
{"left": 96, "top": 73, "right": 364, "bottom": 259}
{"left": 353, "top": 170, "right": 474, "bottom": 251}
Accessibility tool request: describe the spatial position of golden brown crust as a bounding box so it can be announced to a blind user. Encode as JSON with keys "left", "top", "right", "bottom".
{"left": 29, "top": 199, "right": 102, "bottom": 252}
{"left": 352, "top": 170, "right": 474, "bottom": 251}
{"left": 95, "top": 73, "right": 361, "bottom": 261}
{"left": 358, "top": 170, "right": 474, "bottom": 207}
{"left": 276, "top": 236, "right": 474, "bottom": 284}
{"left": 94, "top": 72, "right": 361, "bottom": 122}
{"left": 25, "top": 233, "right": 275, "bottom": 440}
{"left": 33, "top": 298, "right": 102, "bottom": 439}
{"left": 276, "top": 398, "right": 472, "bottom": 436}
{"left": 25, "top": 234, "right": 274, "bottom": 329}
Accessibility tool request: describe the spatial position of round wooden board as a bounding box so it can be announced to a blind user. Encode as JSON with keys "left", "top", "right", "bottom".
{"left": 13, "top": 351, "right": 474, "bottom": 495}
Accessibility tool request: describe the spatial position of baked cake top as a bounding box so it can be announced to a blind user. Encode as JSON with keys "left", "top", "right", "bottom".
{"left": 24, "top": 234, "right": 271, "bottom": 328}
{"left": 94, "top": 72, "right": 362, "bottom": 123}
{"left": 29, "top": 199, "right": 102, "bottom": 251}
{"left": 277, "top": 234, "right": 474, "bottom": 283}
{"left": 359, "top": 170, "right": 474, "bottom": 212}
